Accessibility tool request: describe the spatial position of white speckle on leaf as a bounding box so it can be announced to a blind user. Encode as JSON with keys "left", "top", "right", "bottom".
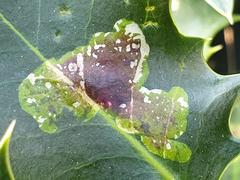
{"left": 132, "top": 43, "right": 140, "bottom": 49}
{"left": 37, "top": 116, "right": 46, "bottom": 124}
{"left": 126, "top": 44, "right": 131, "bottom": 52}
{"left": 180, "top": 131, "right": 184, "bottom": 136}
{"left": 77, "top": 53, "right": 84, "bottom": 78}
{"left": 118, "top": 47, "right": 122, "bottom": 52}
{"left": 130, "top": 59, "right": 138, "bottom": 69}
{"left": 92, "top": 53, "right": 98, "bottom": 59}
{"left": 45, "top": 82, "right": 52, "bottom": 89}
{"left": 27, "top": 98, "right": 36, "bottom": 104}
{"left": 177, "top": 97, "right": 188, "bottom": 108}
{"left": 166, "top": 143, "right": 171, "bottom": 150}
{"left": 144, "top": 96, "right": 151, "bottom": 104}
{"left": 68, "top": 63, "right": 78, "bottom": 72}
{"left": 94, "top": 44, "right": 106, "bottom": 50}
{"left": 73, "top": 102, "right": 80, "bottom": 108}
{"left": 119, "top": 103, "right": 127, "bottom": 108}
{"left": 116, "top": 39, "right": 121, "bottom": 44}
{"left": 27, "top": 73, "right": 44, "bottom": 85}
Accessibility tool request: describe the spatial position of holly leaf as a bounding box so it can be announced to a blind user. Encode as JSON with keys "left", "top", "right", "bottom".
{"left": 170, "top": 0, "right": 233, "bottom": 38}
{"left": 0, "top": 0, "right": 239, "bottom": 179}
{"left": 19, "top": 19, "right": 191, "bottom": 163}
{"left": 205, "top": 0, "right": 234, "bottom": 24}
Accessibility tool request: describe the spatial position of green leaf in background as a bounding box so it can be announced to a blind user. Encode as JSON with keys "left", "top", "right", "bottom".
{"left": 170, "top": 0, "right": 233, "bottom": 39}
{"left": 0, "top": 121, "right": 15, "bottom": 180}
{"left": 219, "top": 94, "right": 240, "bottom": 180}
{"left": 228, "top": 93, "right": 240, "bottom": 139}
{"left": 0, "top": 0, "right": 240, "bottom": 179}
{"left": 220, "top": 155, "right": 240, "bottom": 180}
{"left": 220, "top": 92, "right": 240, "bottom": 180}
{"left": 205, "top": 0, "right": 234, "bottom": 24}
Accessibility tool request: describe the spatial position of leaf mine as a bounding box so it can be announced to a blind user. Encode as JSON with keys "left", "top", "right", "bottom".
{"left": 18, "top": 19, "right": 191, "bottom": 162}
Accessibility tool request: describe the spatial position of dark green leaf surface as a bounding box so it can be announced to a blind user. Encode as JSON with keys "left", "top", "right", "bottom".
{"left": 0, "top": 0, "right": 240, "bottom": 179}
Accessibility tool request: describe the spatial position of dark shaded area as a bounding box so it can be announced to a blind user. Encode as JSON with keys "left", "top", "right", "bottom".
{"left": 208, "top": 1, "right": 240, "bottom": 75}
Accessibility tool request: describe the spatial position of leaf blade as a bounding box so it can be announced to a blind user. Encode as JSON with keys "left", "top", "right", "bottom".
{"left": 205, "top": 0, "right": 234, "bottom": 24}
{"left": 170, "top": 0, "right": 230, "bottom": 38}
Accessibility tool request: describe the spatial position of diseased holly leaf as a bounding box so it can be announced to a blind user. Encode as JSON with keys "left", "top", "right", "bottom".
{"left": 19, "top": 19, "right": 191, "bottom": 163}
{"left": 0, "top": 0, "right": 240, "bottom": 179}
{"left": 0, "top": 121, "right": 15, "bottom": 180}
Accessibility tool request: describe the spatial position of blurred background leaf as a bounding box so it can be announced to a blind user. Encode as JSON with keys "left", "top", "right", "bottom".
{"left": 170, "top": 0, "right": 233, "bottom": 39}
{"left": 205, "top": 0, "right": 234, "bottom": 24}
{"left": 0, "top": 120, "right": 16, "bottom": 180}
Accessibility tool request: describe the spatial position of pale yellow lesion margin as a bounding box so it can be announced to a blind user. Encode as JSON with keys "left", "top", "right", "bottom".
{"left": 0, "top": 12, "right": 175, "bottom": 180}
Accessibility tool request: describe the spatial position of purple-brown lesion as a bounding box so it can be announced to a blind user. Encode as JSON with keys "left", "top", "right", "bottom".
{"left": 55, "top": 33, "right": 142, "bottom": 119}
{"left": 84, "top": 35, "right": 141, "bottom": 118}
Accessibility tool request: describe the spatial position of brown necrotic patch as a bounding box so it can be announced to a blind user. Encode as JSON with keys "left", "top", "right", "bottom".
{"left": 55, "top": 33, "right": 142, "bottom": 118}
{"left": 84, "top": 35, "right": 141, "bottom": 117}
